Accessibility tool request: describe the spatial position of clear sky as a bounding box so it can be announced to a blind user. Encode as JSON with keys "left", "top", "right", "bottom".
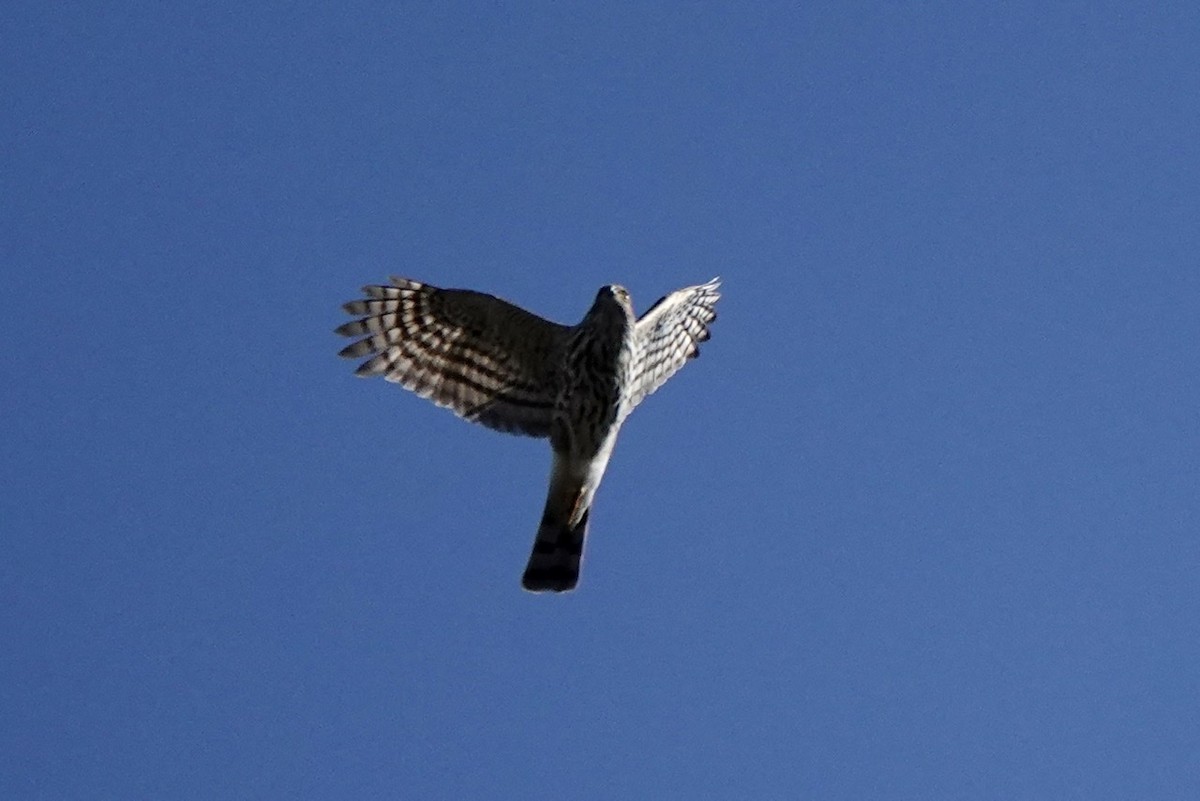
{"left": 4, "top": 3, "right": 1199, "bottom": 798}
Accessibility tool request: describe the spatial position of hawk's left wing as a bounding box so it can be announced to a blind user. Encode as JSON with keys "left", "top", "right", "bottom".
{"left": 623, "top": 278, "right": 720, "bottom": 416}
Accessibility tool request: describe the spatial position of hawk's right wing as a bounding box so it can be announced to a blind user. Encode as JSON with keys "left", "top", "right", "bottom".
{"left": 336, "top": 278, "right": 569, "bottom": 438}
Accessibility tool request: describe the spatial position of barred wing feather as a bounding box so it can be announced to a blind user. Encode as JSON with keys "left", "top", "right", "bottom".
{"left": 336, "top": 278, "right": 568, "bottom": 437}
{"left": 624, "top": 277, "right": 720, "bottom": 415}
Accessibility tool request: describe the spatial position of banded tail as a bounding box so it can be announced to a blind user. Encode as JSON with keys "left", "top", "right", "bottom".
{"left": 522, "top": 508, "right": 590, "bottom": 592}
{"left": 522, "top": 452, "right": 595, "bottom": 592}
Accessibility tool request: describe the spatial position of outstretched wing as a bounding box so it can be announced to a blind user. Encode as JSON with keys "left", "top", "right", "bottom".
{"left": 336, "top": 278, "right": 569, "bottom": 437}
{"left": 623, "top": 278, "right": 721, "bottom": 415}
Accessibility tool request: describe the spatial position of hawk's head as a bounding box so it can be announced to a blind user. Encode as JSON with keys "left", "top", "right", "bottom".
{"left": 594, "top": 284, "right": 634, "bottom": 317}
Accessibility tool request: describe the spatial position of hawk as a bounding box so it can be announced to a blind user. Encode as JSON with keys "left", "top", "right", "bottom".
{"left": 336, "top": 277, "right": 720, "bottom": 592}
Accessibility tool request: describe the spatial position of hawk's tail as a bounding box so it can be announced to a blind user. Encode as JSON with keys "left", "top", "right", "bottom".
{"left": 522, "top": 508, "right": 589, "bottom": 592}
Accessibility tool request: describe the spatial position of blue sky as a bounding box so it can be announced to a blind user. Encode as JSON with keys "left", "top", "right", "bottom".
{"left": 4, "top": 2, "right": 1199, "bottom": 798}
